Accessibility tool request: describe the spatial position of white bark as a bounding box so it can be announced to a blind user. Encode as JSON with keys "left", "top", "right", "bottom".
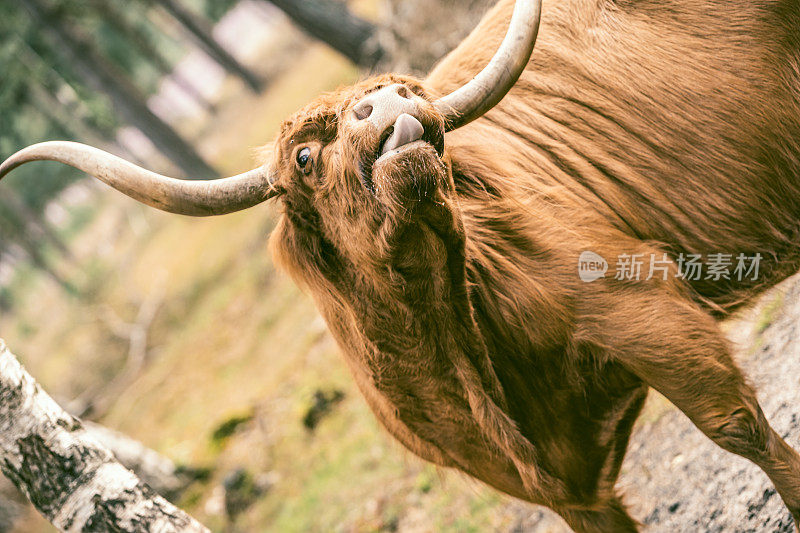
{"left": 82, "top": 421, "right": 190, "bottom": 499}
{"left": 0, "top": 338, "right": 209, "bottom": 532}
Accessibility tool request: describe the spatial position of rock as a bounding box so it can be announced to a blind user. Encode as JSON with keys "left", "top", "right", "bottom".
{"left": 620, "top": 276, "right": 800, "bottom": 532}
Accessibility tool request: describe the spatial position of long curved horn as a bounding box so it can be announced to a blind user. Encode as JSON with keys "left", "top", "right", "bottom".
{"left": 0, "top": 141, "right": 279, "bottom": 216}
{"left": 433, "top": 0, "right": 542, "bottom": 131}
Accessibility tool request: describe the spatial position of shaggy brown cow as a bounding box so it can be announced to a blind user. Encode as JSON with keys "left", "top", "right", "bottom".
{"left": 5, "top": 0, "right": 800, "bottom": 530}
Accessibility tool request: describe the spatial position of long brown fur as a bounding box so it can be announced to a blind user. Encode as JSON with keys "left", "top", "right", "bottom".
{"left": 265, "top": 1, "right": 800, "bottom": 530}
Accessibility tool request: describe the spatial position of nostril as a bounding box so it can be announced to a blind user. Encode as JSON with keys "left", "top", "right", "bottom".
{"left": 353, "top": 103, "right": 373, "bottom": 121}
{"left": 396, "top": 85, "right": 411, "bottom": 99}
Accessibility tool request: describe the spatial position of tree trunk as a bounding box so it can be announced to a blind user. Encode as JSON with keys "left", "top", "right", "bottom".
{"left": 15, "top": 40, "right": 149, "bottom": 166}
{"left": 81, "top": 421, "right": 199, "bottom": 501}
{"left": 17, "top": 0, "right": 218, "bottom": 179}
{"left": 152, "top": 0, "right": 264, "bottom": 92}
{"left": 377, "top": 0, "right": 494, "bottom": 74}
{"left": 0, "top": 183, "right": 74, "bottom": 265}
{"left": 90, "top": 0, "right": 215, "bottom": 111}
{"left": 0, "top": 420, "right": 198, "bottom": 532}
{"left": 28, "top": 85, "right": 117, "bottom": 161}
{"left": 0, "top": 204, "right": 75, "bottom": 294}
{"left": 0, "top": 339, "right": 209, "bottom": 532}
{"left": 266, "top": 0, "right": 384, "bottom": 69}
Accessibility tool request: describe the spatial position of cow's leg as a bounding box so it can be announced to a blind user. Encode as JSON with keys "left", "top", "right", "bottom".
{"left": 557, "top": 496, "right": 639, "bottom": 533}
{"left": 554, "top": 380, "right": 647, "bottom": 532}
{"left": 603, "top": 293, "right": 800, "bottom": 524}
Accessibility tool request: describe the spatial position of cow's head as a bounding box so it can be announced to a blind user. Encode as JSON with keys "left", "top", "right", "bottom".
{"left": 268, "top": 74, "right": 454, "bottom": 278}
{"left": 0, "top": 0, "right": 541, "bottom": 284}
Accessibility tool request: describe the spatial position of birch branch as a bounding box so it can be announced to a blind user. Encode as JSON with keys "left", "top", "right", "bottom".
{"left": 82, "top": 421, "right": 201, "bottom": 500}
{"left": 0, "top": 338, "right": 209, "bottom": 532}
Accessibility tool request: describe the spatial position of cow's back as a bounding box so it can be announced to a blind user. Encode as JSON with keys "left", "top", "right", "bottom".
{"left": 429, "top": 0, "right": 800, "bottom": 310}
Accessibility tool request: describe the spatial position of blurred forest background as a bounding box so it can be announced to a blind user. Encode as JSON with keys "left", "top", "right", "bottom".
{"left": 0, "top": 0, "right": 583, "bottom": 531}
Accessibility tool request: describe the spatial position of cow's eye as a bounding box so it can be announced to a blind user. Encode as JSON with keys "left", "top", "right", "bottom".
{"left": 296, "top": 147, "right": 311, "bottom": 168}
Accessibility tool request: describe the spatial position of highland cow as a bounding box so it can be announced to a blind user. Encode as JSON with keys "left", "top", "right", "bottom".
{"left": 5, "top": 0, "right": 800, "bottom": 530}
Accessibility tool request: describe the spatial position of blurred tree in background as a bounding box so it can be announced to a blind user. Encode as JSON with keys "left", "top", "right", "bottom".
{"left": 0, "top": 0, "right": 491, "bottom": 293}
{"left": 0, "top": 0, "right": 264, "bottom": 289}
{"left": 265, "top": 0, "right": 384, "bottom": 69}
{"left": 150, "top": 0, "right": 264, "bottom": 91}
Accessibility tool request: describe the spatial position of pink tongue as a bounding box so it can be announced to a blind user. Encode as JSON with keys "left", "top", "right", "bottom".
{"left": 381, "top": 113, "right": 425, "bottom": 155}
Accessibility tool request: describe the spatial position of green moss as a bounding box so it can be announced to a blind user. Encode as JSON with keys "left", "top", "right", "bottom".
{"left": 210, "top": 412, "right": 254, "bottom": 448}
{"left": 415, "top": 469, "right": 436, "bottom": 494}
{"left": 755, "top": 291, "right": 785, "bottom": 334}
